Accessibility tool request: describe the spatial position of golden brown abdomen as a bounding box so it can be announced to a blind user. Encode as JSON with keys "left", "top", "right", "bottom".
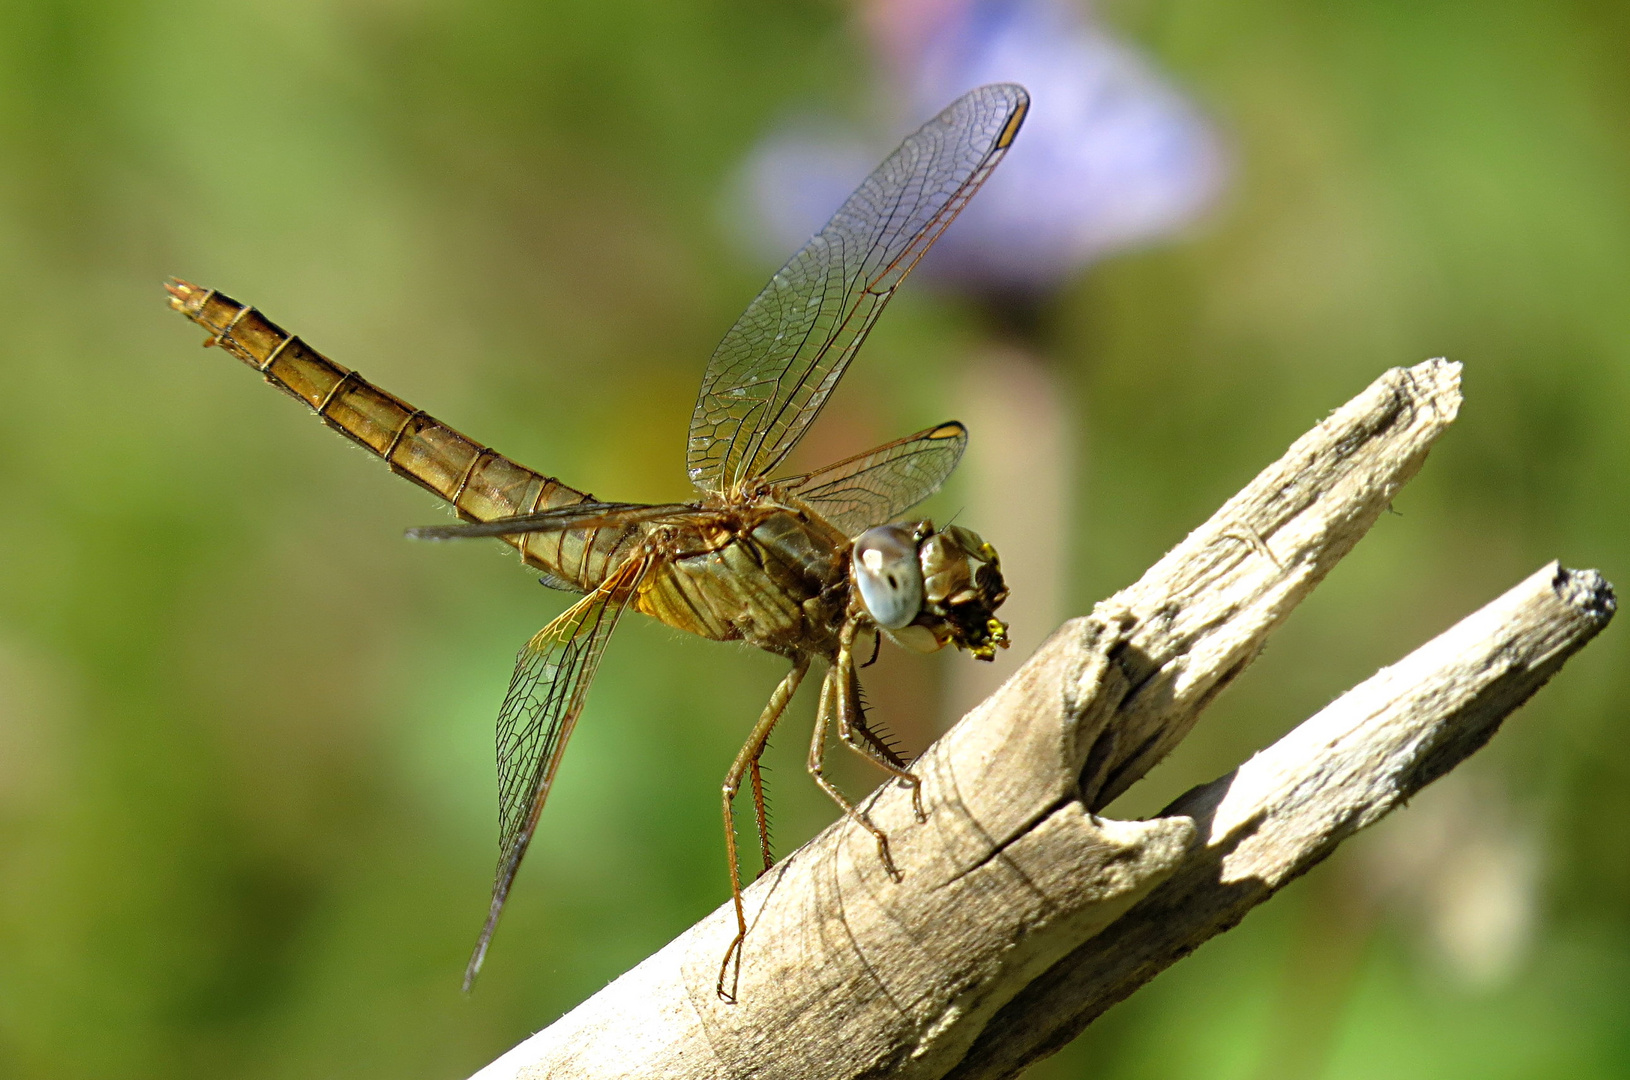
{"left": 167, "top": 280, "right": 632, "bottom": 590}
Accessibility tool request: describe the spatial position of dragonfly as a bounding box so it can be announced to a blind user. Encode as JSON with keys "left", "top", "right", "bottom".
{"left": 167, "top": 82, "right": 1027, "bottom": 1001}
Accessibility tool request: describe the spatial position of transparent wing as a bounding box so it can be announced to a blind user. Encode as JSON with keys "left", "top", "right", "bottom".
{"left": 407, "top": 501, "right": 712, "bottom": 541}
{"left": 781, "top": 421, "right": 967, "bottom": 537}
{"left": 464, "top": 553, "right": 651, "bottom": 989}
{"left": 688, "top": 83, "right": 1028, "bottom": 497}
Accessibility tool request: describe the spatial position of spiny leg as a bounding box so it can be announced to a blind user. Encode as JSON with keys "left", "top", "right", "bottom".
{"left": 718, "top": 655, "right": 808, "bottom": 1003}
{"left": 833, "top": 619, "right": 925, "bottom": 822}
{"left": 806, "top": 654, "right": 904, "bottom": 883}
{"left": 749, "top": 755, "right": 773, "bottom": 875}
{"left": 835, "top": 667, "right": 918, "bottom": 791}
{"left": 841, "top": 688, "right": 922, "bottom": 815}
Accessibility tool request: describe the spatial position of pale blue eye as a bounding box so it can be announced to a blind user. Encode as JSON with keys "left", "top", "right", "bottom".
{"left": 853, "top": 526, "right": 924, "bottom": 630}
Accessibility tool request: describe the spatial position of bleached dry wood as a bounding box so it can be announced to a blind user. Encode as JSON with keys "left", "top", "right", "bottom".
{"left": 470, "top": 359, "right": 1614, "bottom": 1080}
{"left": 945, "top": 559, "right": 1614, "bottom": 1079}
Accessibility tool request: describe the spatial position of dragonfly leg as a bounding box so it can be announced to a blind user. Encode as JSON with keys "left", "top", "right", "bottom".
{"left": 833, "top": 620, "right": 926, "bottom": 822}
{"left": 748, "top": 758, "right": 773, "bottom": 876}
{"left": 805, "top": 658, "right": 905, "bottom": 883}
{"left": 717, "top": 655, "right": 808, "bottom": 1003}
{"left": 831, "top": 670, "right": 926, "bottom": 822}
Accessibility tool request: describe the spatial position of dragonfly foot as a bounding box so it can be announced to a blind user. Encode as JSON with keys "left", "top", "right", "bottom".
{"left": 716, "top": 940, "right": 742, "bottom": 1004}
{"left": 717, "top": 909, "right": 746, "bottom": 1003}
{"left": 873, "top": 830, "right": 903, "bottom": 882}
{"left": 902, "top": 775, "right": 927, "bottom": 823}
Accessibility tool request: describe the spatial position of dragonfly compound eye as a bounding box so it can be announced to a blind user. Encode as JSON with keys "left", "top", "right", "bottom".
{"left": 853, "top": 525, "right": 926, "bottom": 630}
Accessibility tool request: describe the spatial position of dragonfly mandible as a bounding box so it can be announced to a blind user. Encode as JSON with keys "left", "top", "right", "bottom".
{"left": 167, "top": 82, "right": 1027, "bottom": 1001}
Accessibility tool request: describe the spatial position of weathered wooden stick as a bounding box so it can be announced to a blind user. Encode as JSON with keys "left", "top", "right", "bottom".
{"left": 470, "top": 359, "right": 1613, "bottom": 1079}
{"left": 946, "top": 559, "right": 1614, "bottom": 1078}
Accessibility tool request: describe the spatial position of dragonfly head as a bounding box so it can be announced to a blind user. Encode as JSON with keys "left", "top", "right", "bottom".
{"left": 852, "top": 523, "right": 1010, "bottom": 661}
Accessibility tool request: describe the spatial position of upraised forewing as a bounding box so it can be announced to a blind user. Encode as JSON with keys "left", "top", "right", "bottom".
{"left": 407, "top": 501, "right": 712, "bottom": 542}
{"left": 782, "top": 421, "right": 967, "bottom": 537}
{"left": 463, "top": 553, "right": 651, "bottom": 989}
{"left": 688, "top": 84, "right": 1028, "bottom": 497}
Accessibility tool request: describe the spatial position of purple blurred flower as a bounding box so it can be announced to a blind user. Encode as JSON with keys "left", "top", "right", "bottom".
{"left": 736, "top": 0, "right": 1226, "bottom": 293}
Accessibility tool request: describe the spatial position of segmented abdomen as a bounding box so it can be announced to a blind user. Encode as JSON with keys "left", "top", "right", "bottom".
{"left": 167, "top": 280, "right": 633, "bottom": 590}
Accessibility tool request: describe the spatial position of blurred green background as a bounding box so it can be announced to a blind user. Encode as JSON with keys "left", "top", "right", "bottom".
{"left": 2, "top": 1, "right": 1628, "bottom": 1077}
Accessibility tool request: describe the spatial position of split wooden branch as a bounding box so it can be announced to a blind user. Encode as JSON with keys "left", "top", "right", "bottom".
{"left": 470, "top": 359, "right": 1614, "bottom": 1080}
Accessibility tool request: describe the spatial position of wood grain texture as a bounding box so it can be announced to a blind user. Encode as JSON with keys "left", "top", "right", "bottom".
{"left": 948, "top": 560, "right": 1614, "bottom": 1079}
{"left": 468, "top": 360, "right": 1614, "bottom": 1080}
